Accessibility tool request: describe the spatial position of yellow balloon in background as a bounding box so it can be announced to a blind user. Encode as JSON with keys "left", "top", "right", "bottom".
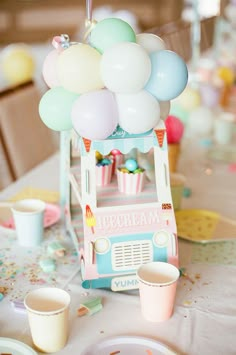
{"left": 57, "top": 43, "right": 104, "bottom": 94}
{"left": 174, "top": 86, "right": 201, "bottom": 112}
{"left": 217, "top": 67, "right": 234, "bottom": 86}
{"left": 1, "top": 44, "right": 35, "bottom": 85}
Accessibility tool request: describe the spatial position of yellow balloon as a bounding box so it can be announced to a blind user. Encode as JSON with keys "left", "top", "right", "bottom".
{"left": 175, "top": 87, "right": 201, "bottom": 112}
{"left": 57, "top": 43, "right": 104, "bottom": 94}
{"left": 217, "top": 66, "right": 234, "bottom": 86}
{"left": 1, "top": 44, "right": 35, "bottom": 85}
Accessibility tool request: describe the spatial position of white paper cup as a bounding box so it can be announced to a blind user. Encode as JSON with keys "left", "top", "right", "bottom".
{"left": 137, "top": 262, "right": 180, "bottom": 322}
{"left": 24, "top": 287, "right": 71, "bottom": 353}
{"left": 214, "top": 112, "right": 235, "bottom": 145}
{"left": 11, "top": 199, "right": 45, "bottom": 247}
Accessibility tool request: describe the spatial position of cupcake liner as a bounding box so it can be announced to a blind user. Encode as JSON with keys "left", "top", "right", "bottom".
{"left": 117, "top": 169, "right": 145, "bottom": 194}
{"left": 96, "top": 164, "right": 112, "bottom": 186}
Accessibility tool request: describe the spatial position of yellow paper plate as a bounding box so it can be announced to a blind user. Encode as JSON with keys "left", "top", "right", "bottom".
{"left": 175, "top": 209, "right": 236, "bottom": 243}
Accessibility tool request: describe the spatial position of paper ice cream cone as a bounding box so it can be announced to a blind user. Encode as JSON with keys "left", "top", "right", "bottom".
{"left": 168, "top": 143, "right": 180, "bottom": 173}
{"left": 82, "top": 137, "right": 91, "bottom": 153}
{"left": 154, "top": 129, "right": 165, "bottom": 147}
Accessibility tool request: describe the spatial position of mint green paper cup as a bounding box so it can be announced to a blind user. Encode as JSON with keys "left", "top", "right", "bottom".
{"left": 170, "top": 173, "right": 186, "bottom": 210}
{"left": 11, "top": 199, "right": 45, "bottom": 247}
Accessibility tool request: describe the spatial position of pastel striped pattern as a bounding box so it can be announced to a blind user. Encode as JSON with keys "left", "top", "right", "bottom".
{"left": 117, "top": 170, "right": 145, "bottom": 195}
{"left": 96, "top": 165, "right": 112, "bottom": 186}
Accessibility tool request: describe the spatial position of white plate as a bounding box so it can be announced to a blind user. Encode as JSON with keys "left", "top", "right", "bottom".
{"left": 81, "top": 336, "right": 177, "bottom": 355}
{"left": 0, "top": 337, "right": 37, "bottom": 355}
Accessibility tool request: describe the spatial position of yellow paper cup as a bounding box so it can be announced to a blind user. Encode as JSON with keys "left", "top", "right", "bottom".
{"left": 24, "top": 287, "right": 71, "bottom": 353}
{"left": 137, "top": 262, "right": 180, "bottom": 322}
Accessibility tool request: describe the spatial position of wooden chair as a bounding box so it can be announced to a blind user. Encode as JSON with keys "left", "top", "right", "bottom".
{"left": 0, "top": 81, "right": 58, "bottom": 190}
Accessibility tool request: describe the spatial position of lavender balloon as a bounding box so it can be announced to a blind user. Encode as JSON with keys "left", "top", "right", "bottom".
{"left": 71, "top": 89, "right": 118, "bottom": 140}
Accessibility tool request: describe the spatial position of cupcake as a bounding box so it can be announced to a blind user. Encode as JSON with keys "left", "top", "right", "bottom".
{"left": 96, "top": 157, "right": 112, "bottom": 186}
{"left": 117, "top": 158, "right": 145, "bottom": 194}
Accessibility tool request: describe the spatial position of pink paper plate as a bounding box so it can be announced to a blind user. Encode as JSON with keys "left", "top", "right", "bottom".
{"left": 81, "top": 336, "right": 177, "bottom": 355}
{"left": 1, "top": 203, "right": 61, "bottom": 230}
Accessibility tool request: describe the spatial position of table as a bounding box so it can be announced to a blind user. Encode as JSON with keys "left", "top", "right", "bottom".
{"left": 0, "top": 146, "right": 236, "bottom": 355}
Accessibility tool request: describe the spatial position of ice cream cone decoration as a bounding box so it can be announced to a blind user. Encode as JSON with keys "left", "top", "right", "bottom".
{"left": 219, "top": 84, "right": 231, "bottom": 108}
{"left": 83, "top": 137, "right": 91, "bottom": 153}
{"left": 85, "top": 204, "right": 96, "bottom": 233}
{"left": 217, "top": 67, "right": 234, "bottom": 109}
{"left": 165, "top": 115, "right": 184, "bottom": 173}
{"left": 168, "top": 144, "right": 180, "bottom": 173}
{"left": 154, "top": 129, "right": 165, "bottom": 147}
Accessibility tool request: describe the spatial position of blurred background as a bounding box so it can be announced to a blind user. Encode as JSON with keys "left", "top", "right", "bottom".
{"left": 0, "top": 0, "right": 234, "bottom": 190}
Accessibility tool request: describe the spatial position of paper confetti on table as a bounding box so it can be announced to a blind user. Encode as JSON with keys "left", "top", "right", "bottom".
{"left": 0, "top": 223, "right": 78, "bottom": 301}
{"left": 192, "top": 241, "right": 236, "bottom": 265}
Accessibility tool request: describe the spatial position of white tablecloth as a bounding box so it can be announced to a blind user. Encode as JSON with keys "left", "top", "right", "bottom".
{"left": 0, "top": 145, "right": 236, "bottom": 355}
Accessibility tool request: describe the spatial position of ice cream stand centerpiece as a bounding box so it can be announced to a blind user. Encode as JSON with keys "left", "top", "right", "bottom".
{"left": 39, "top": 2, "right": 188, "bottom": 291}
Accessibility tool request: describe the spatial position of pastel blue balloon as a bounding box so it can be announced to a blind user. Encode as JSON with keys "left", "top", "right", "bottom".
{"left": 145, "top": 50, "right": 188, "bottom": 101}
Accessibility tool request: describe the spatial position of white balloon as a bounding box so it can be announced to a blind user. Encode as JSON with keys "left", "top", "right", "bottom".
{"left": 158, "top": 100, "right": 170, "bottom": 120}
{"left": 116, "top": 90, "right": 160, "bottom": 134}
{"left": 187, "top": 106, "right": 214, "bottom": 137}
{"left": 100, "top": 42, "right": 151, "bottom": 94}
{"left": 136, "top": 33, "right": 166, "bottom": 54}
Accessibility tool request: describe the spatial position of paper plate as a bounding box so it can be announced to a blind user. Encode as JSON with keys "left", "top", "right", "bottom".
{"left": 0, "top": 337, "right": 37, "bottom": 355}
{"left": 0, "top": 203, "right": 61, "bottom": 230}
{"left": 81, "top": 336, "right": 177, "bottom": 355}
{"left": 176, "top": 209, "right": 236, "bottom": 243}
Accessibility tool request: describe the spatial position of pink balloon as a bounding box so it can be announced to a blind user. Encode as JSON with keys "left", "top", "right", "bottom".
{"left": 71, "top": 89, "right": 118, "bottom": 140}
{"left": 165, "top": 115, "right": 184, "bottom": 143}
{"left": 42, "top": 49, "right": 60, "bottom": 88}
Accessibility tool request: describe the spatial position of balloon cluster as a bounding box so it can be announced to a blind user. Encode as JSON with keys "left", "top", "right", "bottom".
{"left": 39, "top": 18, "right": 188, "bottom": 140}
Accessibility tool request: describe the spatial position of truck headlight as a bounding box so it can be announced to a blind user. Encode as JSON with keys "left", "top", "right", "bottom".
{"left": 94, "top": 238, "right": 110, "bottom": 254}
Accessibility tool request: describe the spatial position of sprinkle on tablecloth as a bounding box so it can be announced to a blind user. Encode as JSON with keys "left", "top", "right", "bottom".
{"left": 0, "top": 223, "right": 79, "bottom": 301}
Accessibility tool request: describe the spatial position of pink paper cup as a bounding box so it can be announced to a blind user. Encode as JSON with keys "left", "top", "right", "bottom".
{"left": 137, "top": 262, "right": 180, "bottom": 322}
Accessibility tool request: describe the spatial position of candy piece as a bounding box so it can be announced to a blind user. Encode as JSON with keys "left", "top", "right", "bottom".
{"left": 77, "top": 296, "right": 102, "bottom": 317}
{"left": 95, "top": 151, "right": 103, "bottom": 160}
{"left": 0, "top": 293, "right": 4, "bottom": 301}
{"left": 119, "top": 167, "right": 130, "bottom": 173}
{"left": 110, "top": 149, "right": 121, "bottom": 156}
{"left": 125, "top": 158, "right": 138, "bottom": 172}
{"left": 39, "top": 258, "right": 56, "bottom": 273}
{"left": 0, "top": 287, "right": 7, "bottom": 294}
{"left": 100, "top": 158, "right": 112, "bottom": 166}
{"left": 133, "top": 168, "right": 144, "bottom": 174}
{"left": 47, "top": 241, "right": 66, "bottom": 257}
{"left": 183, "top": 187, "right": 192, "bottom": 197}
{"left": 11, "top": 299, "right": 27, "bottom": 313}
{"left": 228, "top": 163, "right": 236, "bottom": 173}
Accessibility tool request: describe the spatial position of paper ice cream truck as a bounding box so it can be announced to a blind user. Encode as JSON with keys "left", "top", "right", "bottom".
{"left": 67, "top": 120, "right": 178, "bottom": 292}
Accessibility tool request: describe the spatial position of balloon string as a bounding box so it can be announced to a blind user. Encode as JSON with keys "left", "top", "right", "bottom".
{"left": 86, "top": 0, "right": 93, "bottom": 22}
{"left": 83, "top": 19, "right": 97, "bottom": 43}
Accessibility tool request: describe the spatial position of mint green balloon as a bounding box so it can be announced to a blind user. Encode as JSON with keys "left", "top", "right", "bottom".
{"left": 90, "top": 18, "right": 136, "bottom": 53}
{"left": 170, "top": 104, "right": 189, "bottom": 126}
{"left": 39, "top": 87, "right": 79, "bottom": 131}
